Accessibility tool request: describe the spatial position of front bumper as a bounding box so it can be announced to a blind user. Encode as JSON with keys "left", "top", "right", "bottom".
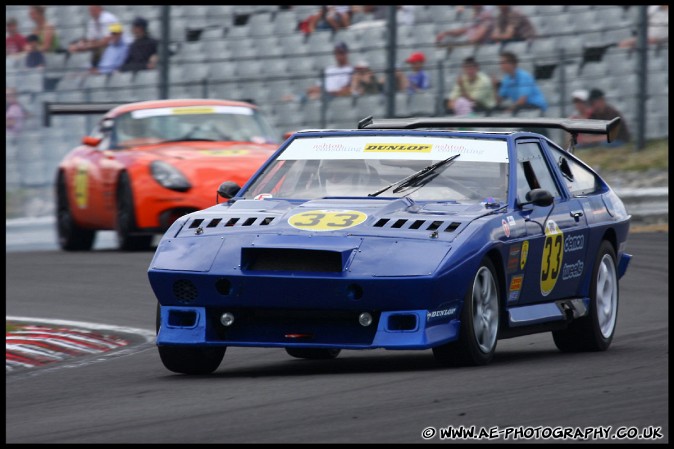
{"left": 157, "top": 305, "right": 461, "bottom": 350}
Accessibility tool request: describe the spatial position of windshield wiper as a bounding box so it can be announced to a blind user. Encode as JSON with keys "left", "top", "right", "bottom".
{"left": 368, "top": 154, "right": 460, "bottom": 197}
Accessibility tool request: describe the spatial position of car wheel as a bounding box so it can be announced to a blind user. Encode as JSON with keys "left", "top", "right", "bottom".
{"left": 116, "top": 172, "right": 153, "bottom": 251}
{"left": 156, "top": 304, "right": 226, "bottom": 374}
{"left": 285, "top": 348, "right": 341, "bottom": 359}
{"left": 56, "top": 172, "right": 96, "bottom": 251}
{"left": 552, "top": 241, "right": 618, "bottom": 352}
{"left": 433, "top": 257, "right": 500, "bottom": 366}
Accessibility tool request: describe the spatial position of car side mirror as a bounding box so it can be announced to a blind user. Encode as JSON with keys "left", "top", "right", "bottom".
{"left": 217, "top": 181, "right": 241, "bottom": 200}
{"left": 522, "top": 188, "right": 554, "bottom": 207}
{"left": 82, "top": 136, "right": 102, "bottom": 147}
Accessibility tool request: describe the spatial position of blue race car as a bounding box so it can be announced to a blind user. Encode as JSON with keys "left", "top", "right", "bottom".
{"left": 148, "top": 117, "right": 631, "bottom": 374}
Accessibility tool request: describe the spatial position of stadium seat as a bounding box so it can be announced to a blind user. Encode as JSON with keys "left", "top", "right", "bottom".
{"left": 135, "top": 70, "right": 159, "bottom": 87}
{"left": 253, "top": 36, "right": 283, "bottom": 58}
{"left": 65, "top": 51, "right": 92, "bottom": 70}
{"left": 22, "top": 70, "right": 45, "bottom": 93}
{"left": 408, "top": 91, "right": 437, "bottom": 115}
{"left": 272, "top": 9, "right": 298, "bottom": 36}
{"left": 108, "top": 71, "right": 135, "bottom": 88}
{"left": 248, "top": 12, "right": 274, "bottom": 38}
{"left": 237, "top": 59, "right": 266, "bottom": 79}
{"left": 356, "top": 94, "right": 385, "bottom": 119}
{"left": 279, "top": 34, "right": 309, "bottom": 57}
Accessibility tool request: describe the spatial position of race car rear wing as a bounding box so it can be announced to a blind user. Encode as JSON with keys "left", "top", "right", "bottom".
{"left": 357, "top": 116, "right": 622, "bottom": 144}
{"left": 43, "top": 102, "right": 122, "bottom": 127}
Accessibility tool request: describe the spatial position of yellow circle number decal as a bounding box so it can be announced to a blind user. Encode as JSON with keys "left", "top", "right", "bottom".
{"left": 540, "top": 220, "right": 564, "bottom": 296}
{"left": 288, "top": 210, "right": 367, "bottom": 231}
{"left": 74, "top": 164, "right": 89, "bottom": 209}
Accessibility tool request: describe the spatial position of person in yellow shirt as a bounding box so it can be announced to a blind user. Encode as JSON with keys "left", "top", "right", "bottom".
{"left": 446, "top": 57, "right": 496, "bottom": 116}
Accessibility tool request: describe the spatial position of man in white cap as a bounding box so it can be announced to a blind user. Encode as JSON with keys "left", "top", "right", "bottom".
{"left": 69, "top": 5, "right": 124, "bottom": 67}
{"left": 566, "top": 89, "right": 592, "bottom": 146}
{"left": 306, "top": 41, "right": 354, "bottom": 100}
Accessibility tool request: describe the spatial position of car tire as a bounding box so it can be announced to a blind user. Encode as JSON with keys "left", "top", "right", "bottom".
{"left": 552, "top": 241, "right": 618, "bottom": 352}
{"left": 116, "top": 172, "right": 153, "bottom": 251}
{"left": 433, "top": 257, "right": 500, "bottom": 367}
{"left": 156, "top": 303, "right": 226, "bottom": 374}
{"left": 56, "top": 172, "right": 96, "bottom": 251}
{"left": 285, "top": 348, "right": 341, "bottom": 360}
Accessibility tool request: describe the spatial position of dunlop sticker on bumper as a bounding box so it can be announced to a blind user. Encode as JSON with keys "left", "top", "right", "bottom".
{"left": 288, "top": 210, "right": 367, "bottom": 231}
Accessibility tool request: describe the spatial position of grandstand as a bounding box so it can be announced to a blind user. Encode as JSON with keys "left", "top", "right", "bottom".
{"left": 5, "top": 5, "right": 669, "bottom": 206}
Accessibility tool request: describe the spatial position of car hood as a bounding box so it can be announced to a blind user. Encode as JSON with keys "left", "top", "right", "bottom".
{"left": 151, "top": 198, "right": 493, "bottom": 276}
{"left": 140, "top": 141, "right": 277, "bottom": 161}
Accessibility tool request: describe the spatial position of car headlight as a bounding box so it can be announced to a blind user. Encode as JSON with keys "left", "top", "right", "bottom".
{"left": 150, "top": 161, "right": 191, "bottom": 192}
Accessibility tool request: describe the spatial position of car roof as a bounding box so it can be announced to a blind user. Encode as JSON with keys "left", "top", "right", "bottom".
{"left": 105, "top": 98, "right": 258, "bottom": 118}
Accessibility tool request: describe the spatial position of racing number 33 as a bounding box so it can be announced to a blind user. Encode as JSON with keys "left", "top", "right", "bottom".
{"left": 288, "top": 210, "right": 368, "bottom": 231}
{"left": 540, "top": 220, "right": 563, "bottom": 296}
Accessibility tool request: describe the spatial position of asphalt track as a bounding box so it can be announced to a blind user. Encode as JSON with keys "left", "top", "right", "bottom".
{"left": 5, "top": 232, "right": 668, "bottom": 443}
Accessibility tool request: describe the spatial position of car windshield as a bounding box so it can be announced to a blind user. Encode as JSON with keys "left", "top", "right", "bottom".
{"left": 112, "top": 105, "right": 280, "bottom": 148}
{"left": 243, "top": 135, "right": 510, "bottom": 203}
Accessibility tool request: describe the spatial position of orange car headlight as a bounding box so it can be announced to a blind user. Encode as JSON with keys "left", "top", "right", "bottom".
{"left": 150, "top": 161, "right": 191, "bottom": 192}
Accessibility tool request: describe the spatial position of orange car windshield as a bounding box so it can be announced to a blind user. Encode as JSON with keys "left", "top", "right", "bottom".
{"left": 113, "top": 106, "right": 280, "bottom": 148}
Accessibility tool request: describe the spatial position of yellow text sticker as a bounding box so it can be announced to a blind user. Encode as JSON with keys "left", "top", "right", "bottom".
{"left": 520, "top": 240, "right": 529, "bottom": 270}
{"left": 509, "top": 274, "right": 524, "bottom": 292}
{"left": 171, "top": 107, "right": 216, "bottom": 115}
{"left": 540, "top": 221, "right": 563, "bottom": 296}
{"left": 73, "top": 164, "right": 88, "bottom": 209}
{"left": 203, "top": 149, "right": 250, "bottom": 157}
{"left": 288, "top": 210, "right": 367, "bottom": 231}
{"left": 364, "top": 143, "right": 432, "bottom": 153}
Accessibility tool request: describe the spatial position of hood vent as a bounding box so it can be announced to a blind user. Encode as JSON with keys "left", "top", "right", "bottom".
{"left": 372, "top": 218, "right": 462, "bottom": 233}
{"left": 188, "top": 216, "right": 277, "bottom": 229}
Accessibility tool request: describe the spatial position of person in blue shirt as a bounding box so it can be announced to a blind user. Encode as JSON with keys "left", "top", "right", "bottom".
{"left": 91, "top": 22, "right": 129, "bottom": 75}
{"left": 405, "top": 51, "right": 430, "bottom": 94}
{"left": 496, "top": 51, "right": 547, "bottom": 115}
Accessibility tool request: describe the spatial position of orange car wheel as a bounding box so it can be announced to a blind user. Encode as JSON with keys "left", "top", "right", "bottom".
{"left": 56, "top": 172, "right": 96, "bottom": 251}
{"left": 116, "top": 172, "right": 153, "bottom": 251}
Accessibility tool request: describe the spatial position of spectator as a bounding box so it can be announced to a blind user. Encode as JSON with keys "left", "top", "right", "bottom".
{"left": 300, "top": 6, "right": 351, "bottom": 35}
{"left": 119, "top": 17, "right": 158, "bottom": 72}
{"left": 6, "top": 87, "right": 27, "bottom": 139}
{"left": 495, "top": 51, "right": 547, "bottom": 115}
{"left": 356, "top": 5, "right": 416, "bottom": 26}
{"left": 446, "top": 57, "right": 496, "bottom": 116}
{"left": 404, "top": 51, "right": 430, "bottom": 94}
{"left": 90, "top": 23, "right": 129, "bottom": 75}
{"left": 580, "top": 88, "right": 631, "bottom": 148}
{"left": 69, "top": 5, "right": 124, "bottom": 68}
{"left": 350, "top": 60, "right": 383, "bottom": 96}
{"left": 305, "top": 41, "right": 353, "bottom": 100}
{"left": 566, "top": 89, "right": 593, "bottom": 146}
{"left": 28, "top": 5, "right": 60, "bottom": 52}
{"left": 435, "top": 5, "right": 494, "bottom": 48}
{"left": 6, "top": 17, "right": 27, "bottom": 55}
{"left": 490, "top": 5, "right": 536, "bottom": 46}
{"left": 24, "top": 34, "right": 46, "bottom": 69}
{"left": 619, "top": 5, "right": 669, "bottom": 49}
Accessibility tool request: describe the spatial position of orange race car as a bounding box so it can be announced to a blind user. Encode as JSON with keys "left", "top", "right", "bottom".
{"left": 51, "top": 99, "right": 282, "bottom": 251}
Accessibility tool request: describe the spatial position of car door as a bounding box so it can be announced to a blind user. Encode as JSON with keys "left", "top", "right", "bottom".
{"left": 82, "top": 119, "right": 121, "bottom": 227}
{"left": 513, "top": 140, "right": 589, "bottom": 305}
